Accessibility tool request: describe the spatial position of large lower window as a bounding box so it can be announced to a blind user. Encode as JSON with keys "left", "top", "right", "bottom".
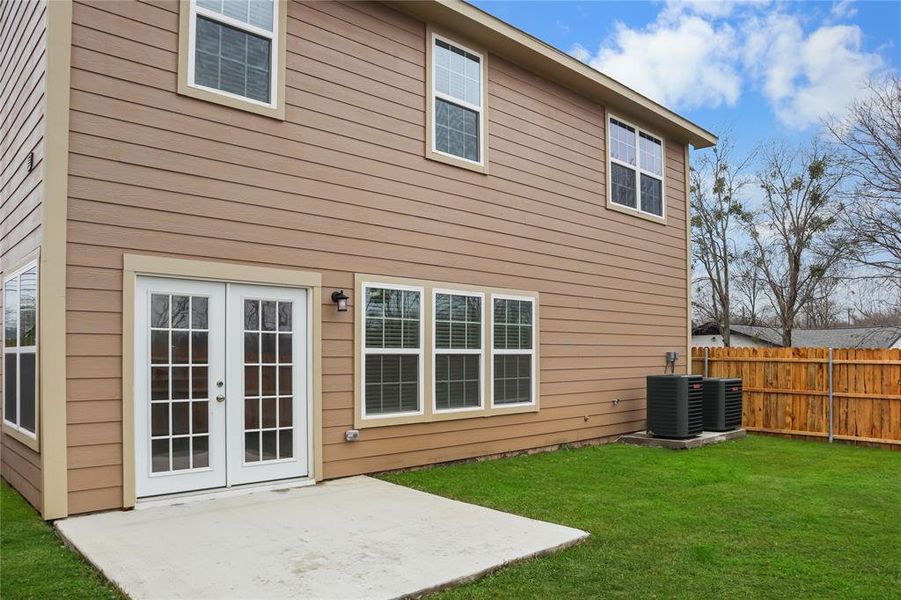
{"left": 429, "top": 32, "right": 486, "bottom": 168}
{"left": 608, "top": 115, "right": 665, "bottom": 218}
{"left": 3, "top": 262, "right": 37, "bottom": 437}
{"left": 363, "top": 285, "right": 423, "bottom": 417}
{"left": 492, "top": 296, "right": 535, "bottom": 406}
{"left": 185, "top": 0, "right": 281, "bottom": 110}
{"left": 356, "top": 277, "right": 538, "bottom": 427}
{"left": 434, "top": 291, "right": 483, "bottom": 411}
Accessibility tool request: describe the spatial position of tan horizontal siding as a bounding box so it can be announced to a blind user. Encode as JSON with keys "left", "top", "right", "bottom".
{"left": 64, "top": 0, "right": 689, "bottom": 513}
{"left": 324, "top": 422, "right": 640, "bottom": 478}
{"left": 0, "top": 0, "right": 46, "bottom": 512}
{"left": 0, "top": 426, "right": 42, "bottom": 506}
{"left": 68, "top": 485, "right": 121, "bottom": 514}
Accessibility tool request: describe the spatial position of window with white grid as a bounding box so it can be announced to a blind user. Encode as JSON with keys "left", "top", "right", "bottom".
{"left": 3, "top": 262, "right": 38, "bottom": 437}
{"left": 189, "top": 0, "right": 278, "bottom": 106}
{"left": 431, "top": 33, "right": 484, "bottom": 165}
{"left": 433, "top": 291, "right": 483, "bottom": 412}
{"left": 363, "top": 285, "right": 423, "bottom": 417}
{"left": 609, "top": 115, "right": 665, "bottom": 218}
{"left": 491, "top": 296, "right": 535, "bottom": 406}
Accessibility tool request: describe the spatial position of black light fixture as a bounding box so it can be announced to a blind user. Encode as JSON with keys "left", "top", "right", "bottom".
{"left": 331, "top": 290, "right": 349, "bottom": 312}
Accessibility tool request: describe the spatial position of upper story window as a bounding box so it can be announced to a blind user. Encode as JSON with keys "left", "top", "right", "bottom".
{"left": 3, "top": 262, "right": 38, "bottom": 438}
{"left": 608, "top": 115, "right": 665, "bottom": 219}
{"left": 180, "top": 0, "right": 286, "bottom": 119}
{"left": 427, "top": 31, "right": 487, "bottom": 172}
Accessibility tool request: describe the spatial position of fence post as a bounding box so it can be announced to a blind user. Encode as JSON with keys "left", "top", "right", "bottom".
{"left": 828, "top": 347, "right": 834, "bottom": 443}
{"left": 703, "top": 347, "right": 709, "bottom": 378}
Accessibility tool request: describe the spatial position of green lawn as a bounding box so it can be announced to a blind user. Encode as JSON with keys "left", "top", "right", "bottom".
{"left": 383, "top": 436, "right": 901, "bottom": 599}
{"left": 0, "top": 481, "right": 122, "bottom": 600}
{"left": 1, "top": 436, "right": 898, "bottom": 599}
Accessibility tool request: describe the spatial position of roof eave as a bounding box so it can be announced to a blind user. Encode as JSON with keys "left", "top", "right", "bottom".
{"left": 387, "top": 0, "right": 718, "bottom": 149}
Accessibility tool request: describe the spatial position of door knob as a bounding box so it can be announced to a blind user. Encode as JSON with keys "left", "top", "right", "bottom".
{"left": 216, "top": 394, "right": 225, "bottom": 402}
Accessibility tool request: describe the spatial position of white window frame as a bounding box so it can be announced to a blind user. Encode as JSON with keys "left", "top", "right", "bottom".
{"left": 432, "top": 289, "right": 484, "bottom": 414}
{"left": 430, "top": 31, "right": 486, "bottom": 168}
{"left": 489, "top": 294, "right": 537, "bottom": 409}
{"left": 2, "top": 260, "right": 38, "bottom": 439}
{"left": 186, "top": 0, "right": 280, "bottom": 109}
{"left": 361, "top": 282, "right": 425, "bottom": 421}
{"left": 607, "top": 113, "right": 666, "bottom": 220}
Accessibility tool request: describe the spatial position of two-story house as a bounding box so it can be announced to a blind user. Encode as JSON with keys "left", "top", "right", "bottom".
{"left": 1, "top": 0, "right": 716, "bottom": 519}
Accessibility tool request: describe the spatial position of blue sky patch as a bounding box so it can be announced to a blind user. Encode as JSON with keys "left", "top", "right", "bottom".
{"left": 471, "top": 0, "right": 900, "bottom": 156}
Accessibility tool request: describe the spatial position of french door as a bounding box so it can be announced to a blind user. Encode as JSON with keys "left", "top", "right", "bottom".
{"left": 135, "top": 277, "right": 309, "bottom": 498}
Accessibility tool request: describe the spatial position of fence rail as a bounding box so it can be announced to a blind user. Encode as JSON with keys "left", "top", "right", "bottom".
{"left": 691, "top": 347, "right": 901, "bottom": 448}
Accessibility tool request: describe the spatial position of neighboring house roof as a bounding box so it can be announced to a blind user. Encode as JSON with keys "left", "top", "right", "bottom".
{"left": 388, "top": 0, "right": 718, "bottom": 149}
{"left": 692, "top": 323, "right": 901, "bottom": 348}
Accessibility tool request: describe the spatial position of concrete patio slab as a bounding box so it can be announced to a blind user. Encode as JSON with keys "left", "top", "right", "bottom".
{"left": 56, "top": 476, "right": 588, "bottom": 599}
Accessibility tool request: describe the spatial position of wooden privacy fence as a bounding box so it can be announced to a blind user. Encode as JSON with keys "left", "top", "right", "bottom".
{"left": 691, "top": 347, "right": 901, "bottom": 447}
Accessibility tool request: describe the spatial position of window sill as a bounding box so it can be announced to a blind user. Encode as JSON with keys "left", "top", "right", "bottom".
{"left": 2, "top": 422, "right": 39, "bottom": 452}
{"left": 425, "top": 149, "right": 489, "bottom": 175}
{"left": 355, "top": 402, "right": 539, "bottom": 429}
{"left": 605, "top": 199, "right": 667, "bottom": 225}
{"left": 177, "top": 82, "right": 286, "bottom": 120}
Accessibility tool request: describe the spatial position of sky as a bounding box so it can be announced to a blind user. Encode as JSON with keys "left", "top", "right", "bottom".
{"left": 469, "top": 0, "right": 900, "bottom": 160}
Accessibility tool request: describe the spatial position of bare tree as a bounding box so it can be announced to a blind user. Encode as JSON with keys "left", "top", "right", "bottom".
{"left": 825, "top": 75, "right": 901, "bottom": 281}
{"left": 742, "top": 141, "right": 851, "bottom": 346}
{"left": 690, "top": 136, "right": 755, "bottom": 346}
{"left": 732, "top": 250, "right": 766, "bottom": 325}
{"left": 848, "top": 278, "right": 901, "bottom": 326}
{"left": 691, "top": 279, "right": 717, "bottom": 326}
{"left": 799, "top": 276, "right": 842, "bottom": 328}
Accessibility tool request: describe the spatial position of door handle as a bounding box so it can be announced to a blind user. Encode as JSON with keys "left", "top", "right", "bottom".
{"left": 216, "top": 394, "right": 225, "bottom": 402}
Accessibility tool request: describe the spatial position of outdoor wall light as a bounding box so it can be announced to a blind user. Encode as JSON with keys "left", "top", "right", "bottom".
{"left": 331, "top": 290, "right": 349, "bottom": 312}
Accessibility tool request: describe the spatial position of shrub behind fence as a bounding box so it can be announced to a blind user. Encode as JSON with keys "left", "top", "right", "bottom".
{"left": 691, "top": 347, "right": 901, "bottom": 448}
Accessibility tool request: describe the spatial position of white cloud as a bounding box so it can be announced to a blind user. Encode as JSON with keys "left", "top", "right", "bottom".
{"left": 831, "top": 0, "right": 857, "bottom": 19}
{"left": 661, "top": 0, "right": 738, "bottom": 21}
{"left": 571, "top": 3, "right": 885, "bottom": 128}
{"left": 586, "top": 15, "right": 741, "bottom": 109}
{"left": 661, "top": 0, "right": 771, "bottom": 22}
{"left": 569, "top": 43, "right": 591, "bottom": 63}
{"left": 744, "top": 14, "right": 883, "bottom": 127}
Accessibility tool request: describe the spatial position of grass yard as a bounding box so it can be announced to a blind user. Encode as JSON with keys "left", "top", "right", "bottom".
{"left": 0, "top": 436, "right": 898, "bottom": 599}
{"left": 384, "top": 435, "right": 901, "bottom": 599}
{"left": 0, "top": 481, "right": 122, "bottom": 600}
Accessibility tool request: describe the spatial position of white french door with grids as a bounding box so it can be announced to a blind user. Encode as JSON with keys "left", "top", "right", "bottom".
{"left": 135, "top": 278, "right": 308, "bottom": 498}
{"left": 226, "top": 284, "right": 308, "bottom": 485}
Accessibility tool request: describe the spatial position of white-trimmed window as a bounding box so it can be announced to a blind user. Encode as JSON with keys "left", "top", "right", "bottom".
{"left": 491, "top": 296, "right": 535, "bottom": 406}
{"left": 188, "top": 0, "right": 278, "bottom": 106}
{"left": 362, "top": 284, "right": 423, "bottom": 417}
{"left": 3, "top": 262, "right": 38, "bottom": 437}
{"left": 433, "top": 290, "right": 483, "bottom": 412}
{"left": 608, "top": 115, "right": 665, "bottom": 218}
{"left": 430, "top": 33, "right": 485, "bottom": 165}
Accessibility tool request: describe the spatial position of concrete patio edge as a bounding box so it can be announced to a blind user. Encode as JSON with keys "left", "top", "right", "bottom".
{"left": 54, "top": 476, "right": 590, "bottom": 599}
{"left": 401, "top": 529, "right": 590, "bottom": 599}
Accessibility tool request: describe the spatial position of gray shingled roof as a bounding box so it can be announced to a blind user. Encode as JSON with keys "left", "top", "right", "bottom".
{"left": 730, "top": 325, "right": 901, "bottom": 348}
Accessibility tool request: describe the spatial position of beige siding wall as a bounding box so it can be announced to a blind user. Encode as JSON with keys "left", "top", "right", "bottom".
{"left": 66, "top": 0, "right": 689, "bottom": 512}
{"left": 0, "top": 0, "right": 47, "bottom": 510}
